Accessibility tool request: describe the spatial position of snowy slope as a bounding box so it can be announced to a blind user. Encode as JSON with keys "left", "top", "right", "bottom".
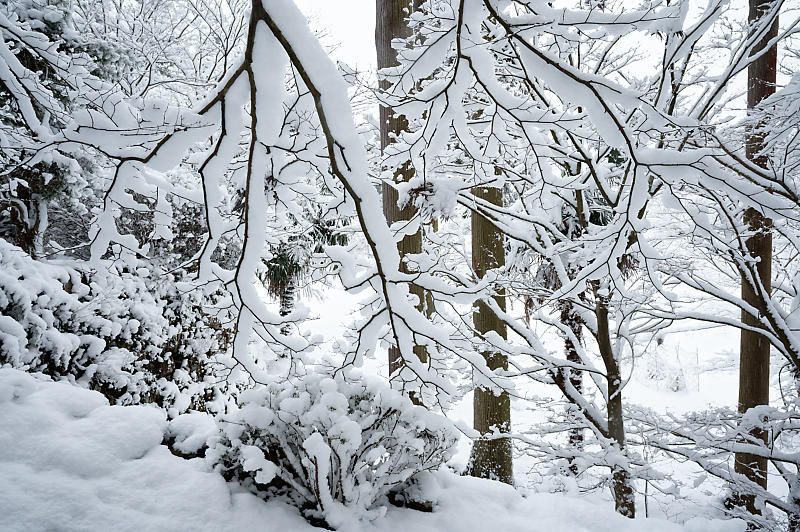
{"left": 0, "top": 368, "right": 744, "bottom": 532}
{"left": 0, "top": 368, "right": 310, "bottom": 532}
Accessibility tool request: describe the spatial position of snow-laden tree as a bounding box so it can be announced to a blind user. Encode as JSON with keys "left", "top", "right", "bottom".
{"left": 71, "top": 0, "right": 249, "bottom": 103}
{"left": 376, "top": 0, "right": 696, "bottom": 515}
{"left": 0, "top": 0, "right": 247, "bottom": 259}
{"left": 376, "top": 0, "right": 800, "bottom": 520}
{"left": 29, "top": 0, "right": 482, "bottom": 399}
{"left": 0, "top": 0, "right": 113, "bottom": 257}
{"left": 9, "top": 0, "right": 800, "bottom": 524}
{"left": 0, "top": 0, "right": 257, "bottom": 416}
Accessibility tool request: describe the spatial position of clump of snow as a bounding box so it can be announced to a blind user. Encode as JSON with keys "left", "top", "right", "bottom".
{"left": 396, "top": 175, "right": 466, "bottom": 221}
{"left": 166, "top": 410, "right": 219, "bottom": 456}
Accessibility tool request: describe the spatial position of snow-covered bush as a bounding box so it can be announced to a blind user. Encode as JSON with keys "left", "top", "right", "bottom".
{"left": 207, "top": 369, "right": 458, "bottom": 527}
{"left": 0, "top": 239, "right": 229, "bottom": 413}
{"left": 142, "top": 279, "right": 234, "bottom": 415}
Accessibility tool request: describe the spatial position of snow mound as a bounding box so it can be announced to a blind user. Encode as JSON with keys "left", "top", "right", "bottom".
{"left": 0, "top": 368, "right": 743, "bottom": 532}
{"left": 0, "top": 368, "right": 313, "bottom": 532}
{"left": 375, "top": 472, "right": 744, "bottom": 532}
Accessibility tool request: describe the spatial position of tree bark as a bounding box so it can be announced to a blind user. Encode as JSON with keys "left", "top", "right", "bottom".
{"left": 787, "top": 478, "right": 800, "bottom": 532}
{"left": 594, "top": 289, "right": 635, "bottom": 517}
{"left": 467, "top": 184, "right": 513, "bottom": 484}
{"left": 376, "top": 0, "right": 428, "bottom": 380}
{"left": 279, "top": 279, "right": 295, "bottom": 336}
{"left": 733, "top": 0, "right": 777, "bottom": 517}
{"left": 557, "top": 301, "right": 584, "bottom": 474}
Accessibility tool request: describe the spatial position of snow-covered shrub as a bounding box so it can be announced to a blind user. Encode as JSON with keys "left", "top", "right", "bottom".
{"left": 0, "top": 240, "right": 230, "bottom": 413}
{"left": 0, "top": 242, "right": 139, "bottom": 392}
{"left": 207, "top": 369, "right": 458, "bottom": 527}
{"left": 140, "top": 279, "right": 234, "bottom": 415}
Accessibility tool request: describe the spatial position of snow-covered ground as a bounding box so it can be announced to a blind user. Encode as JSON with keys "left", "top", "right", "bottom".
{"left": 0, "top": 368, "right": 744, "bottom": 532}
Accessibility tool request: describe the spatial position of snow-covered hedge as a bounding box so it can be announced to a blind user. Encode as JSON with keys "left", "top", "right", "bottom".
{"left": 207, "top": 370, "right": 458, "bottom": 528}
{"left": 0, "top": 240, "right": 228, "bottom": 413}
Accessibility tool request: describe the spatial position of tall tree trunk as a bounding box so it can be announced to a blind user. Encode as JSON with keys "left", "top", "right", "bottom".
{"left": 787, "top": 475, "right": 800, "bottom": 532}
{"left": 376, "top": 0, "right": 428, "bottom": 381}
{"left": 733, "top": 0, "right": 777, "bottom": 517}
{"left": 557, "top": 300, "right": 584, "bottom": 474}
{"left": 561, "top": 185, "right": 589, "bottom": 475}
{"left": 467, "top": 184, "right": 512, "bottom": 484}
{"left": 30, "top": 196, "right": 47, "bottom": 259}
{"left": 279, "top": 279, "right": 295, "bottom": 336}
{"left": 595, "top": 286, "right": 635, "bottom": 518}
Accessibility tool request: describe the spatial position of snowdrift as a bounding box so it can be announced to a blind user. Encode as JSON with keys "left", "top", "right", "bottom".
{"left": 0, "top": 368, "right": 743, "bottom": 532}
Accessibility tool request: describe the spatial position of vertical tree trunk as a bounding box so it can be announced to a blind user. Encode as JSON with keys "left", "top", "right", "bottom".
{"left": 279, "top": 279, "right": 295, "bottom": 336}
{"left": 561, "top": 186, "right": 589, "bottom": 475}
{"left": 787, "top": 477, "right": 800, "bottom": 532}
{"left": 467, "top": 184, "right": 512, "bottom": 484}
{"left": 30, "top": 196, "right": 47, "bottom": 259}
{"left": 733, "top": 0, "right": 777, "bottom": 516}
{"left": 376, "top": 0, "right": 427, "bottom": 379}
{"left": 595, "top": 287, "right": 635, "bottom": 518}
{"left": 558, "top": 301, "right": 584, "bottom": 474}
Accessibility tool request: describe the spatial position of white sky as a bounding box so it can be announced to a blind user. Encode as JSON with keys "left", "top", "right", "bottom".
{"left": 295, "top": 0, "right": 377, "bottom": 70}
